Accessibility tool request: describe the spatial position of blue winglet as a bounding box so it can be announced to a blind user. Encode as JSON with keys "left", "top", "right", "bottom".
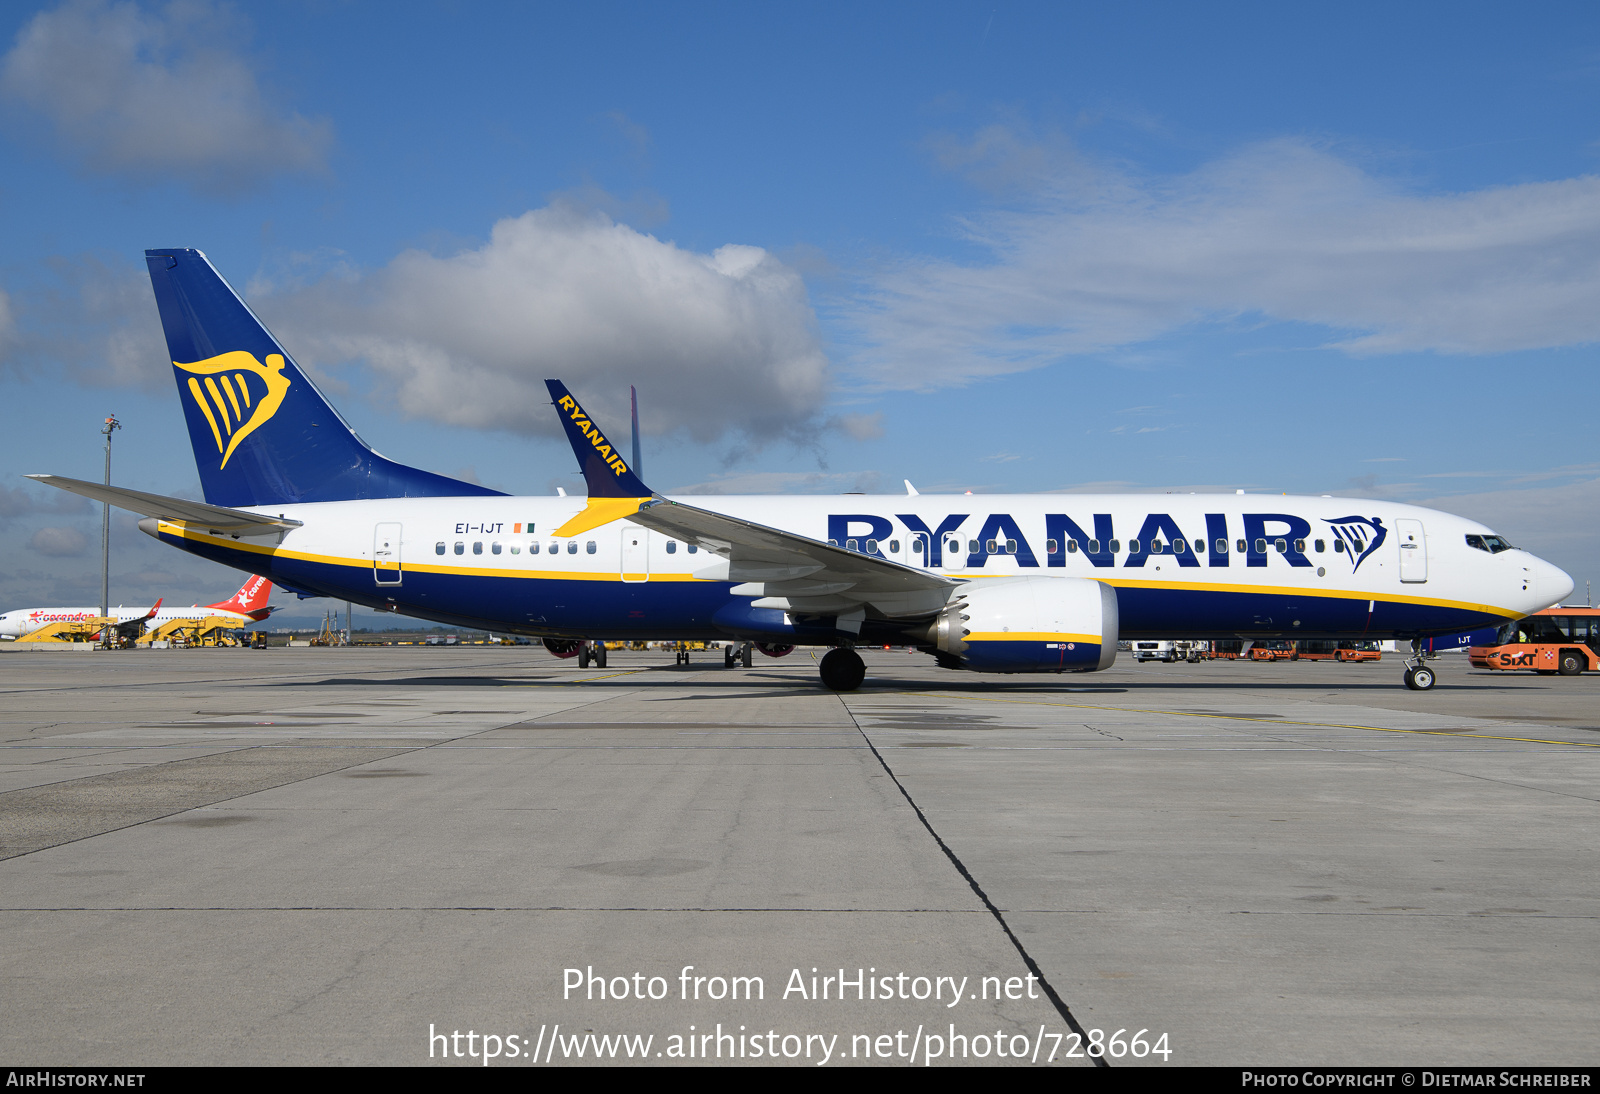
{"left": 545, "top": 380, "right": 653, "bottom": 498}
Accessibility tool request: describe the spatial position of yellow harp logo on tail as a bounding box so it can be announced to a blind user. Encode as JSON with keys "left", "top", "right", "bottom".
{"left": 173, "top": 351, "right": 292, "bottom": 469}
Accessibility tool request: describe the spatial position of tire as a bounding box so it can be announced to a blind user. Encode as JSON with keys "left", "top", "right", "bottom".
{"left": 578, "top": 647, "right": 591, "bottom": 668}
{"left": 742, "top": 644, "right": 753, "bottom": 668}
{"left": 1558, "top": 650, "right": 1585, "bottom": 676}
{"left": 819, "top": 648, "right": 866, "bottom": 692}
{"left": 1404, "top": 665, "right": 1436, "bottom": 691}
{"left": 724, "top": 646, "right": 737, "bottom": 668}
{"left": 594, "top": 645, "right": 607, "bottom": 668}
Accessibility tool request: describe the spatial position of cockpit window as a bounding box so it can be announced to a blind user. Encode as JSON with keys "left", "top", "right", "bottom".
{"left": 1466, "top": 534, "right": 1515, "bottom": 554}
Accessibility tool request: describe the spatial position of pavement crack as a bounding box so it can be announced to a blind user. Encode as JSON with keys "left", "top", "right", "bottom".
{"left": 838, "top": 693, "right": 1107, "bottom": 1066}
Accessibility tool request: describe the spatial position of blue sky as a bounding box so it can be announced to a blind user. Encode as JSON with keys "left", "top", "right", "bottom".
{"left": 1, "top": 0, "right": 1598, "bottom": 625}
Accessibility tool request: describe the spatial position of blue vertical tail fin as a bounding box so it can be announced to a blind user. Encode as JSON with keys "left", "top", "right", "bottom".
{"left": 145, "top": 248, "right": 502, "bottom": 507}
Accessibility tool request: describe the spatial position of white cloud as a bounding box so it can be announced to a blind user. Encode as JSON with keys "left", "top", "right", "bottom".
{"left": 28, "top": 525, "right": 88, "bottom": 557}
{"left": 1422, "top": 477, "right": 1600, "bottom": 588}
{"left": 0, "top": 483, "right": 91, "bottom": 527}
{"left": 670, "top": 469, "right": 885, "bottom": 495}
{"left": 254, "top": 204, "right": 830, "bottom": 444}
{"left": 2, "top": 255, "right": 168, "bottom": 389}
{"left": 0, "top": 0, "right": 331, "bottom": 193}
{"left": 848, "top": 137, "right": 1600, "bottom": 390}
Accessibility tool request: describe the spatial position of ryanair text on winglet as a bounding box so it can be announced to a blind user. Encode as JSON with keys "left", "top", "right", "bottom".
{"left": 558, "top": 394, "right": 632, "bottom": 479}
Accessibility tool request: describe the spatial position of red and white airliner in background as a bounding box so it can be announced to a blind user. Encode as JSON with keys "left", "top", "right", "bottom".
{"left": 0, "top": 575, "right": 275, "bottom": 640}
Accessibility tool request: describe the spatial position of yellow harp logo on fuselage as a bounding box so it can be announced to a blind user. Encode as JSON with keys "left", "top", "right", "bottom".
{"left": 174, "top": 351, "right": 292, "bottom": 469}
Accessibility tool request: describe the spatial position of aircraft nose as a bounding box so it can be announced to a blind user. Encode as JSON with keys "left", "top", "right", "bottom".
{"left": 1539, "top": 558, "right": 1576, "bottom": 605}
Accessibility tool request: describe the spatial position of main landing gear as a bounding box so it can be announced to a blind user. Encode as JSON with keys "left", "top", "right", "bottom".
{"left": 578, "top": 641, "right": 607, "bottom": 669}
{"left": 723, "top": 642, "right": 753, "bottom": 668}
{"left": 1402, "top": 639, "right": 1435, "bottom": 691}
{"left": 819, "top": 647, "right": 865, "bottom": 692}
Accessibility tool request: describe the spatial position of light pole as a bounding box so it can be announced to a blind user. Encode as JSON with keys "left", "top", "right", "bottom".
{"left": 99, "top": 414, "right": 121, "bottom": 631}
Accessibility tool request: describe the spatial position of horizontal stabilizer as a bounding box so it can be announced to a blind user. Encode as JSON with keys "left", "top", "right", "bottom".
{"left": 25, "top": 475, "right": 302, "bottom": 537}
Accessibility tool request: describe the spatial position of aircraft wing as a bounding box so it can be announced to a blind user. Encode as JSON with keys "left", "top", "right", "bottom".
{"left": 634, "top": 497, "right": 957, "bottom": 618}
{"left": 112, "top": 599, "right": 163, "bottom": 638}
{"left": 25, "top": 475, "right": 303, "bottom": 537}
{"left": 544, "top": 380, "right": 958, "bottom": 622}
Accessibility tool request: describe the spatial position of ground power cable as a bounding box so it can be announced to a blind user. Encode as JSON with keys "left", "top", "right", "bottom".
{"left": 837, "top": 695, "right": 1109, "bottom": 1068}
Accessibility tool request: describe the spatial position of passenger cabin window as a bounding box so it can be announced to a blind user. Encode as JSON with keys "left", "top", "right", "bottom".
{"left": 889, "top": 539, "right": 900, "bottom": 553}
{"left": 511, "top": 546, "right": 520, "bottom": 554}
{"left": 846, "top": 538, "right": 858, "bottom": 551}
{"left": 491, "top": 542, "right": 502, "bottom": 555}
{"left": 1066, "top": 539, "right": 1078, "bottom": 553}
{"left": 1216, "top": 539, "right": 1228, "bottom": 554}
{"left": 473, "top": 542, "right": 483, "bottom": 555}
{"left": 986, "top": 540, "right": 997, "bottom": 554}
{"left": 454, "top": 542, "right": 464, "bottom": 555}
{"left": 530, "top": 542, "right": 540, "bottom": 555}
{"left": 1109, "top": 540, "right": 1121, "bottom": 553}
{"left": 1237, "top": 539, "right": 1248, "bottom": 554}
{"left": 1087, "top": 539, "right": 1100, "bottom": 554}
{"left": 1314, "top": 540, "right": 1325, "bottom": 553}
{"left": 1293, "top": 539, "right": 1305, "bottom": 553}
{"left": 1151, "top": 540, "right": 1165, "bottom": 554}
{"left": 1128, "top": 540, "right": 1140, "bottom": 554}
{"left": 1045, "top": 539, "right": 1059, "bottom": 554}
{"left": 586, "top": 541, "right": 596, "bottom": 554}
{"left": 1006, "top": 539, "right": 1018, "bottom": 554}
{"left": 435, "top": 542, "right": 445, "bottom": 555}
{"left": 566, "top": 541, "right": 578, "bottom": 555}
{"left": 1192, "top": 539, "right": 1203, "bottom": 553}
{"left": 1334, "top": 540, "right": 1346, "bottom": 553}
{"left": 1254, "top": 539, "right": 1267, "bottom": 554}
{"left": 666, "top": 541, "right": 677, "bottom": 554}
{"left": 687, "top": 544, "right": 698, "bottom": 554}
{"left": 866, "top": 539, "right": 879, "bottom": 553}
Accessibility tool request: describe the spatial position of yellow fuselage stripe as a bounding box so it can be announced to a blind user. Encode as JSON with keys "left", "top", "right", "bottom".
{"left": 153, "top": 522, "right": 1523, "bottom": 615}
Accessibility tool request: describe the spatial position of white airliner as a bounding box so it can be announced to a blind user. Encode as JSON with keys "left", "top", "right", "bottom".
{"left": 0, "top": 575, "right": 275, "bottom": 640}
{"left": 24, "top": 249, "right": 1574, "bottom": 691}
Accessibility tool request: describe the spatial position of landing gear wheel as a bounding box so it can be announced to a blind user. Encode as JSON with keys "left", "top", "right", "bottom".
{"left": 741, "top": 643, "right": 753, "bottom": 668}
{"left": 819, "top": 648, "right": 865, "bottom": 692}
{"left": 593, "top": 643, "right": 607, "bottom": 669}
{"left": 724, "top": 645, "right": 738, "bottom": 668}
{"left": 578, "top": 646, "right": 591, "bottom": 668}
{"left": 1404, "top": 665, "right": 1436, "bottom": 691}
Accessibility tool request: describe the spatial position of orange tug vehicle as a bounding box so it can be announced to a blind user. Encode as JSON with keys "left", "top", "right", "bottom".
{"left": 1469, "top": 606, "right": 1600, "bottom": 676}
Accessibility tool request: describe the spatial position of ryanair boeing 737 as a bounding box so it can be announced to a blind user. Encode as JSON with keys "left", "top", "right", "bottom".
{"left": 26, "top": 249, "right": 1574, "bottom": 691}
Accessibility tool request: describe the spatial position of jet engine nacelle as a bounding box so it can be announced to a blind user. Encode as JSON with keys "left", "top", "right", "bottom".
{"left": 543, "top": 638, "right": 582, "bottom": 659}
{"left": 926, "top": 577, "right": 1118, "bottom": 673}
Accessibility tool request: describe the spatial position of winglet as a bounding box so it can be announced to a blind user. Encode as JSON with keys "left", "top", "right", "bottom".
{"left": 545, "top": 380, "right": 654, "bottom": 536}
{"left": 545, "top": 380, "right": 653, "bottom": 498}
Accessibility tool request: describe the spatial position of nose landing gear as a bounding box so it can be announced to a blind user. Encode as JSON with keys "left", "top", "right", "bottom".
{"left": 1402, "top": 639, "right": 1435, "bottom": 690}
